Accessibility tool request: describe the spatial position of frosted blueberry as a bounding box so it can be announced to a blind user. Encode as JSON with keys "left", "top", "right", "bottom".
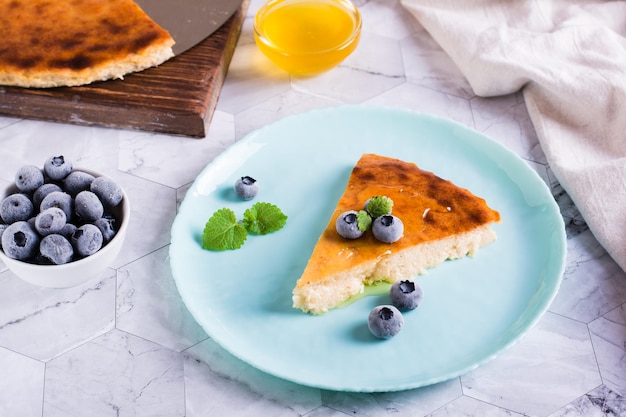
{"left": 64, "top": 170, "right": 95, "bottom": 196}
{"left": 90, "top": 176, "right": 123, "bottom": 207}
{"left": 1, "top": 221, "right": 40, "bottom": 260}
{"left": 367, "top": 305, "right": 404, "bottom": 339}
{"left": 43, "top": 155, "right": 74, "bottom": 181}
{"left": 71, "top": 224, "right": 103, "bottom": 257}
{"left": 74, "top": 191, "right": 104, "bottom": 222}
{"left": 234, "top": 176, "right": 259, "bottom": 200}
{"left": 59, "top": 223, "right": 77, "bottom": 239}
{"left": 390, "top": 280, "right": 424, "bottom": 311}
{"left": 0, "top": 193, "right": 34, "bottom": 224}
{"left": 15, "top": 165, "right": 44, "bottom": 193}
{"left": 34, "top": 207, "right": 67, "bottom": 236}
{"left": 372, "top": 215, "right": 404, "bottom": 243}
{"left": 40, "top": 191, "right": 73, "bottom": 222}
{"left": 33, "top": 183, "right": 62, "bottom": 208}
{"left": 335, "top": 210, "right": 364, "bottom": 239}
{"left": 40, "top": 234, "right": 74, "bottom": 265}
{"left": 0, "top": 223, "right": 7, "bottom": 249}
{"left": 94, "top": 216, "right": 116, "bottom": 242}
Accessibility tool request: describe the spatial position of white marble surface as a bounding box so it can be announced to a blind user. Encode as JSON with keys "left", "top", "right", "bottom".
{"left": 1, "top": 0, "right": 625, "bottom": 416}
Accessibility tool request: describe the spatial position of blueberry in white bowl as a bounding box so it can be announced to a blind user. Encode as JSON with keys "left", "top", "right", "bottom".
{"left": 0, "top": 158, "right": 129, "bottom": 288}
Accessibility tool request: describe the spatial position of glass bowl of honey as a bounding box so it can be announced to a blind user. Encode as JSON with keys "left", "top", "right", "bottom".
{"left": 253, "top": 0, "right": 362, "bottom": 76}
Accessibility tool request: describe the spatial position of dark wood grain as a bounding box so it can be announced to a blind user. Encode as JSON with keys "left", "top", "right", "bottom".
{"left": 0, "top": 0, "right": 250, "bottom": 138}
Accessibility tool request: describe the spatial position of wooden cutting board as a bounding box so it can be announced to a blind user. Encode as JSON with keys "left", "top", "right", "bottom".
{"left": 0, "top": 0, "right": 250, "bottom": 138}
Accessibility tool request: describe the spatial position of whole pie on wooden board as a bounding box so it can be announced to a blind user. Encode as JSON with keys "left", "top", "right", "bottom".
{"left": 292, "top": 153, "right": 502, "bottom": 314}
{"left": 0, "top": 0, "right": 175, "bottom": 88}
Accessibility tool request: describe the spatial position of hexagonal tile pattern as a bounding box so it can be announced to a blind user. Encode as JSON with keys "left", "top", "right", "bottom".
{"left": 461, "top": 312, "right": 601, "bottom": 416}
{"left": 292, "top": 32, "right": 406, "bottom": 104}
{"left": 322, "top": 379, "right": 462, "bottom": 416}
{"left": 183, "top": 337, "right": 322, "bottom": 417}
{"left": 116, "top": 246, "right": 207, "bottom": 352}
{"left": 44, "top": 329, "right": 184, "bottom": 417}
{"left": 589, "top": 304, "right": 626, "bottom": 394}
{"left": 0, "top": 269, "right": 115, "bottom": 361}
{"left": 0, "top": 347, "right": 44, "bottom": 417}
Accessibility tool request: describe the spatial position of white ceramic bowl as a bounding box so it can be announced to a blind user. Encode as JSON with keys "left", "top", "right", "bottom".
{"left": 0, "top": 169, "right": 129, "bottom": 288}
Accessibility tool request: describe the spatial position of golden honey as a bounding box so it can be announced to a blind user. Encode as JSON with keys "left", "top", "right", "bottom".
{"left": 254, "top": 0, "right": 361, "bottom": 75}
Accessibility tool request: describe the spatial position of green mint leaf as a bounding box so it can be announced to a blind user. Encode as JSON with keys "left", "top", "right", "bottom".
{"left": 243, "top": 202, "right": 288, "bottom": 235}
{"left": 357, "top": 210, "right": 372, "bottom": 231}
{"left": 202, "top": 208, "right": 248, "bottom": 250}
{"left": 366, "top": 195, "right": 394, "bottom": 218}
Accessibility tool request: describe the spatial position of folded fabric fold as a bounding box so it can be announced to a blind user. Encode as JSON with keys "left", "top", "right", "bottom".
{"left": 401, "top": 0, "right": 626, "bottom": 272}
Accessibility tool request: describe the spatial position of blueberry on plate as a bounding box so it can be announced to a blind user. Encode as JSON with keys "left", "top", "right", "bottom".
{"left": 335, "top": 210, "right": 364, "bottom": 239}
{"left": 15, "top": 165, "right": 44, "bottom": 193}
{"left": 367, "top": 305, "right": 404, "bottom": 339}
{"left": 1, "top": 221, "right": 40, "bottom": 260}
{"left": 372, "top": 214, "right": 404, "bottom": 243}
{"left": 390, "top": 279, "right": 424, "bottom": 311}
{"left": 43, "top": 155, "right": 73, "bottom": 181}
{"left": 40, "top": 234, "right": 74, "bottom": 265}
{"left": 234, "top": 176, "right": 259, "bottom": 200}
{"left": 0, "top": 193, "right": 34, "bottom": 224}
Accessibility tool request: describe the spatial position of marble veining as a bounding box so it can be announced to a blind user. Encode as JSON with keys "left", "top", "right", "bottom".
{"left": 0, "top": 0, "right": 625, "bottom": 416}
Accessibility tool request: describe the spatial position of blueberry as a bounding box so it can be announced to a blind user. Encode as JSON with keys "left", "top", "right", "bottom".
{"left": 34, "top": 207, "right": 67, "bottom": 236}
{"left": 372, "top": 215, "right": 404, "bottom": 243}
{"left": 40, "top": 191, "right": 73, "bottom": 222}
{"left": 43, "top": 155, "right": 73, "bottom": 181}
{"left": 94, "top": 216, "right": 117, "bottom": 243}
{"left": 74, "top": 191, "right": 104, "bottom": 222}
{"left": 367, "top": 305, "right": 404, "bottom": 339}
{"left": 39, "top": 191, "right": 74, "bottom": 222}
{"left": 71, "top": 224, "right": 103, "bottom": 257}
{"left": 0, "top": 223, "right": 7, "bottom": 249}
{"left": 1, "top": 221, "right": 40, "bottom": 260}
{"left": 39, "top": 234, "right": 74, "bottom": 265}
{"left": 64, "top": 170, "right": 95, "bottom": 196}
{"left": 0, "top": 193, "right": 34, "bottom": 224}
{"left": 59, "top": 223, "right": 77, "bottom": 239}
{"left": 90, "top": 176, "right": 123, "bottom": 207}
{"left": 15, "top": 165, "right": 44, "bottom": 193}
{"left": 33, "top": 183, "right": 62, "bottom": 208}
{"left": 335, "top": 210, "right": 365, "bottom": 239}
{"left": 390, "top": 280, "right": 424, "bottom": 311}
{"left": 234, "top": 176, "right": 259, "bottom": 200}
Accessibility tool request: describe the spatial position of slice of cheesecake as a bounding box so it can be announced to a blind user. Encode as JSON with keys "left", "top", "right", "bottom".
{"left": 292, "top": 153, "right": 501, "bottom": 314}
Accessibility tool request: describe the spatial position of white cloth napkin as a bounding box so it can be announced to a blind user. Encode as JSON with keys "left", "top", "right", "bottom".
{"left": 401, "top": 0, "right": 626, "bottom": 272}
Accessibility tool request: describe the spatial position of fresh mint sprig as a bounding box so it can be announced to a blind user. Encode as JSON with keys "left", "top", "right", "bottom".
{"left": 202, "top": 202, "right": 287, "bottom": 251}
{"left": 243, "top": 202, "right": 288, "bottom": 235}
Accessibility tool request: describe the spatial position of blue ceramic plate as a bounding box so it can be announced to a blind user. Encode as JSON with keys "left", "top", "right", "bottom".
{"left": 170, "top": 105, "right": 566, "bottom": 392}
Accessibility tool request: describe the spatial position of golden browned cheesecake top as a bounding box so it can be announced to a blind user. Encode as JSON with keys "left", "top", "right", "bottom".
{"left": 296, "top": 153, "right": 501, "bottom": 288}
{"left": 0, "top": 0, "right": 174, "bottom": 87}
